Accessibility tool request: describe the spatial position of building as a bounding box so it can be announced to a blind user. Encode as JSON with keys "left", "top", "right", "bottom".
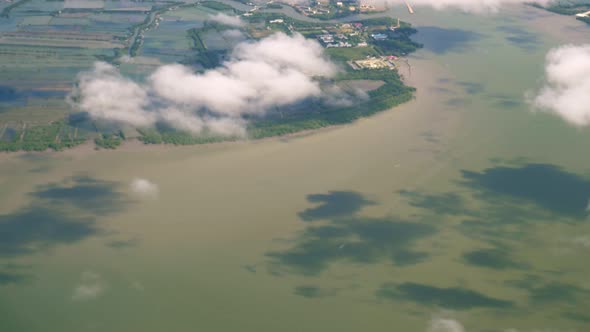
{"left": 351, "top": 57, "right": 396, "bottom": 70}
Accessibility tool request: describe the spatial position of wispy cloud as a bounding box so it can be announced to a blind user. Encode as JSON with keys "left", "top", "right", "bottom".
{"left": 208, "top": 13, "right": 244, "bottom": 27}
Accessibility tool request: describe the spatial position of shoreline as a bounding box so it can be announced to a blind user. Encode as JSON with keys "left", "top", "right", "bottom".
{"left": 0, "top": 55, "right": 426, "bottom": 159}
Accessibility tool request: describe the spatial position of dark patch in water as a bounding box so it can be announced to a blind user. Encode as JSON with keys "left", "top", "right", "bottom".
{"left": 0, "top": 206, "right": 99, "bottom": 256}
{"left": 377, "top": 282, "right": 513, "bottom": 309}
{"left": 107, "top": 238, "right": 139, "bottom": 249}
{"left": 294, "top": 285, "right": 337, "bottom": 298}
{"left": 495, "top": 99, "right": 522, "bottom": 109}
{"left": 400, "top": 190, "right": 468, "bottom": 216}
{"left": 398, "top": 164, "right": 590, "bottom": 248}
{"left": 413, "top": 26, "right": 484, "bottom": 54}
{"left": 497, "top": 25, "right": 541, "bottom": 51}
{"left": 298, "top": 191, "right": 375, "bottom": 222}
{"left": 0, "top": 176, "right": 132, "bottom": 283}
{"left": 528, "top": 283, "right": 584, "bottom": 304}
{"left": 0, "top": 271, "right": 29, "bottom": 285}
{"left": 446, "top": 98, "right": 471, "bottom": 107}
{"left": 30, "top": 176, "right": 128, "bottom": 215}
{"left": 268, "top": 216, "right": 436, "bottom": 275}
{"left": 0, "top": 86, "right": 19, "bottom": 102}
{"left": 563, "top": 312, "right": 590, "bottom": 323}
{"left": 457, "top": 81, "right": 485, "bottom": 95}
{"left": 462, "top": 164, "right": 590, "bottom": 218}
{"left": 462, "top": 248, "right": 526, "bottom": 270}
{"left": 269, "top": 192, "right": 436, "bottom": 275}
{"left": 506, "top": 277, "right": 588, "bottom": 305}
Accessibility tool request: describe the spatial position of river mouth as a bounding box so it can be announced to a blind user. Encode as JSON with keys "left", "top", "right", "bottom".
{"left": 1, "top": 4, "right": 590, "bottom": 332}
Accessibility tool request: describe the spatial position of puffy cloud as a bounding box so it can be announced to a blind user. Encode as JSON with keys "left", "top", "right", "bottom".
{"left": 428, "top": 318, "right": 465, "bottom": 332}
{"left": 68, "top": 62, "right": 154, "bottom": 127}
{"left": 69, "top": 33, "right": 339, "bottom": 137}
{"left": 208, "top": 13, "right": 244, "bottom": 27}
{"left": 532, "top": 44, "right": 590, "bottom": 126}
{"left": 72, "top": 271, "right": 105, "bottom": 301}
{"left": 130, "top": 178, "right": 159, "bottom": 198}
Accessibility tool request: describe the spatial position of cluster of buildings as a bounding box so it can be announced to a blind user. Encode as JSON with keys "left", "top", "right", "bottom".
{"left": 292, "top": 0, "right": 380, "bottom": 17}
{"left": 315, "top": 22, "right": 367, "bottom": 48}
{"left": 348, "top": 56, "right": 398, "bottom": 70}
{"left": 317, "top": 33, "right": 352, "bottom": 48}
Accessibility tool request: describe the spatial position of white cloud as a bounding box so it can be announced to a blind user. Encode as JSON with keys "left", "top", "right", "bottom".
{"left": 72, "top": 271, "right": 105, "bottom": 301}
{"left": 69, "top": 33, "right": 339, "bottom": 137}
{"left": 130, "top": 178, "right": 159, "bottom": 198}
{"left": 428, "top": 318, "right": 465, "bottom": 332}
{"left": 376, "top": 0, "right": 552, "bottom": 12}
{"left": 68, "top": 62, "right": 154, "bottom": 127}
{"left": 209, "top": 13, "right": 244, "bottom": 27}
{"left": 532, "top": 44, "right": 590, "bottom": 126}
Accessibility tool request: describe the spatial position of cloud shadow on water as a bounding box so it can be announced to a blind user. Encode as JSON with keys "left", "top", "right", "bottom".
{"left": 497, "top": 25, "right": 541, "bottom": 51}
{"left": 413, "top": 27, "right": 484, "bottom": 54}
{"left": 298, "top": 191, "right": 375, "bottom": 222}
{"left": 0, "top": 270, "right": 30, "bottom": 285}
{"left": 269, "top": 191, "right": 436, "bottom": 275}
{"left": 377, "top": 282, "right": 513, "bottom": 310}
{"left": 0, "top": 206, "right": 99, "bottom": 257}
{"left": 294, "top": 285, "right": 337, "bottom": 299}
{"left": 0, "top": 176, "right": 132, "bottom": 284}
{"left": 461, "top": 164, "right": 590, "bottom": 219}
{"left": 456, "top": 81, "right": 485, "bottom": 95}
{"left": 562, "top": 312, "right": 590, "bottom": 323}
{"left": 506, "top": 276, "right": 589, "bottom": 307}
{"left": 462, "top": 248, "right": 527, "bottom": 270}
{"left": 30, "top": 176, "right": 128, "bottom": 215}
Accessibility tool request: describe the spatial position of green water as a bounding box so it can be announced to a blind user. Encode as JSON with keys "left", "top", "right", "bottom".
{"left": 1, "top": 4, "right": 589, "bottom": 332}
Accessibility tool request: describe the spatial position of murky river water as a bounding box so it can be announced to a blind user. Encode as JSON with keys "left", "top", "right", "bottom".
{"left": 0, "top": 4, "right": 589, "bottom": 332}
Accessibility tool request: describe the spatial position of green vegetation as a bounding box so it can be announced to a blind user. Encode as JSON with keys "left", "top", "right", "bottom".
{"left": 372, "top": 27, "right": 422, "bottom": 56}
{"left": 0, "top": 121, "right": 85, "bottom": 152}
{"left": 249, "top": 68, "right": 415, "bottom": 138}
{"left": 138, "top": 128, "right": 237, "bottom": 145}
{"left": 94, "top": 132, "right": 124, "bottom": 149}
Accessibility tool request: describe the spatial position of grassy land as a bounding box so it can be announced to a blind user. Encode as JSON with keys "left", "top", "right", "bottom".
{"left": 0, "top": 121, "right": 85, "bottom": 152}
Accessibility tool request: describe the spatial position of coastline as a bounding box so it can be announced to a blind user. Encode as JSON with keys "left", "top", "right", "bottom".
{"left": 0, "top": 53, "right": 429, "bottom": 160}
